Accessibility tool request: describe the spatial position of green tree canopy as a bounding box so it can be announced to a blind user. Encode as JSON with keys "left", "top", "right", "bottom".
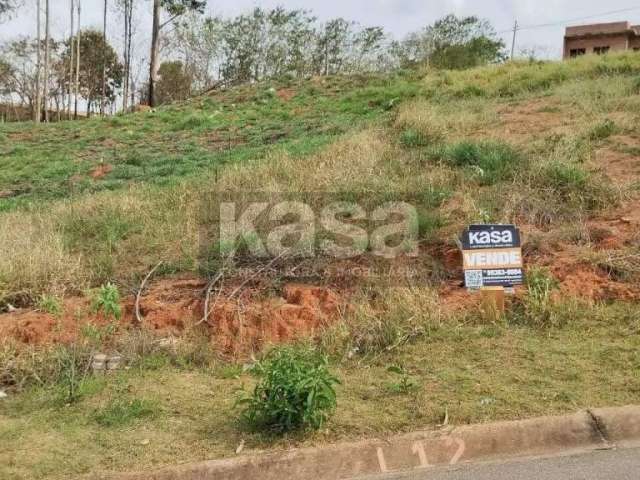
{"left": 395, "top": 14, "right": 505, "bottom": 70}
{"left": 61, "top": 29, "right": 123, "bottom": 113}
{"left": 156, "top": 60, "right": 192, "bottom": 104}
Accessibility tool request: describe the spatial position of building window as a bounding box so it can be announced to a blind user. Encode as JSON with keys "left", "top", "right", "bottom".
{"left": 570, "top": 48, "right": 586, "bottom": 58}
{"left": 594, "top": 46, "right": 610, "bottom": 55}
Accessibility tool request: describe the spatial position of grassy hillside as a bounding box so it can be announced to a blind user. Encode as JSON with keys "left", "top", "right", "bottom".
{"left": 2, "top": 53, "right": 640, "bottom": 479}
{"left": 1, "top": 53, "right": 640, "bottom": 301}
{"left": 0, "top": 74, "right": 420, "bottom": 209}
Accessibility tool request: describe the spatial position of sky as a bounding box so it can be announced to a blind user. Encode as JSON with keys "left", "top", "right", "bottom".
{"left": 2, "top": 0, "right": 640, "bottom": 61}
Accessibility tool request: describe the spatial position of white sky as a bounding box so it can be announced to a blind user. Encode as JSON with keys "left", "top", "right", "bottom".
{"left": 2, "top": 1, "right": 640, "bottom": 60}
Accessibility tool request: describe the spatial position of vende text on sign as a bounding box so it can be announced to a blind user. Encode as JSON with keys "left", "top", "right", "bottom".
{"left": 461, "top": 224, "right": 524, "bottom": 290}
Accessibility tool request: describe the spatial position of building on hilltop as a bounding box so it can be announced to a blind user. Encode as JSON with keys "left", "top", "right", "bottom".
{"left": 563, "top": 21, "right": 640, "bottom": 59}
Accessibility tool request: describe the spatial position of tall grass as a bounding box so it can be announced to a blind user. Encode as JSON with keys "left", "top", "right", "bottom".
{"left": 424, "top": 52, "right": 640, "bottom": 99}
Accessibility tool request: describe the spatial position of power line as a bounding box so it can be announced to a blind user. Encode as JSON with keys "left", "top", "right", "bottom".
{"left": 497, "top": 5, "right": 640, "bottom": 34}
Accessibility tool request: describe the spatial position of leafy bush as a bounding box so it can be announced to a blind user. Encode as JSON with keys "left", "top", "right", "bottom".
{"left": 439, "top": 141, "right": 522, "bottom": 185}
{"left": 238, "top": 345, "right": 339, "bottom": 434}
{"left": 92, "top": 283, "right": 122, "bottom": 320}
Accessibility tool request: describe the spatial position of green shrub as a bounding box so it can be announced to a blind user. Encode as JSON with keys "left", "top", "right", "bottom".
{"left": 92, "top": 283, "right": 122, "bottom": 320}
{"left": 632, "top": 77, "right": 640, "bottom": 95}
{"left": 238, "top": 345, "right": 339, "bottom": 434}
{"left": 439, "top": 141, "right": 522, "bottom": 185}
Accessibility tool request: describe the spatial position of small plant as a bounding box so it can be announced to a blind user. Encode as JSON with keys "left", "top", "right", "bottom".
{"left": 237, "top": 345, "right": 339, "bottom": 434}
{"left": 55, "top": 343, "right": 92, "bottom": 404}
{"left": 386, "top": 365, "right": 418, "bottom": 394}
{"left": 36, "top": 294, "right": 63, "bottom": 317}
{"left": 82, "top": 322, "right": 117, "bottom": 349}
{"left": 92, "top": 283, "right": 122, "bottom": 320}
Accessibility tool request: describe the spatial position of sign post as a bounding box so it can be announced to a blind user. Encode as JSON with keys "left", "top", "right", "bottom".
{"left": 461, "top": 224, "right": 524, "bottom": 317}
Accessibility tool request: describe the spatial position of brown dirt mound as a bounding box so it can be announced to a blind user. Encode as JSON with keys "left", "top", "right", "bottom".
{"left": 0, "top": 277, "right": 342, "bottom": 356}
{"left": 0, "top": 297, "right": 122, "bottom": 346}
{"left": 554, "top": 263, "right": 640, "bottom": 302}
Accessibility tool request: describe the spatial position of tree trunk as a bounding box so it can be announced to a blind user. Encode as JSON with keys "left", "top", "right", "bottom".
{"left": 122, "top": 0, "right": 129, "bottom": 111}
{"left": 74, "top": 0, "right": 81, "bottom": 119}
{"left": 101, "top": 0, "right": 107, "bottom": 115}
{"left": 68, "top": 0, "right": 74, "bottom": 120}
{"left": 122, "top": 0, "right": 132, "bottom": 112}
{"left": 43, "top": 0, "right": 50, "bottom": 122}
{"left": 34, "top": 0, "right": 41, "bottom": 123}
{"left": 148, "top": 0, "right": 161, "bottom": 107}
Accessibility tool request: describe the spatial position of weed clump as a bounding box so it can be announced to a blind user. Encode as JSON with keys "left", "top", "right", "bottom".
{"left": 438, "top": 141, "right": 522, "bottom": 185}
{"left": 400, "top": 128, "right": 432, "bottom": 148}
{"left": 587, "top": 119, "right": 617, "bottom": 141}
{"left": 509, "top": 267, "right": 579, "bottom": 328}
{"left": 238, "top": 345, "right": 339, "bottom": 434}
{"left": 92, "top": 283, "right": 122, "bottom": 320}
{"left": 36, "top": 294, "right": 63, "bottom": 316}
{"left": 94, "top": 398, "right": 158, "bottom": 427}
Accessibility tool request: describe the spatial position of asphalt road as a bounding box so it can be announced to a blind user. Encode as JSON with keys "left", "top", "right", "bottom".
{"left": 355, "top": 447, "right": 640, "bottom": 480}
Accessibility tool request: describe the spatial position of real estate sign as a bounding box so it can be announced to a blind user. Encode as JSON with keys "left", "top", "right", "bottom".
{"left": 461, "top": 224, "right": 524, "bottom": 289}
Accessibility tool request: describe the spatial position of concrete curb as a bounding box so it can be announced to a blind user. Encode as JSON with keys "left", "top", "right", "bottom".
{"left": 99, "top": 406, "right": 640, "bottom": 480}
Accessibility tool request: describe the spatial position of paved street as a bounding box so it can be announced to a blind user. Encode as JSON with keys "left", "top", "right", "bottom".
{"left": 356, "top": 447, "right": 640, "bottom": 480}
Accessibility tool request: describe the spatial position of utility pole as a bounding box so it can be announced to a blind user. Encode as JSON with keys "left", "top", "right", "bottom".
{"left": 34, "top": 0, "right": 41, "bottom": 123}
{"left": 511, "top": 20, "right": 518, "bottom": 61}
{"left": 68, "top": 0, "right": 74, "bottom": 120}
{"left": 43, "top": 0, "right": 50, "bottom": 122}
{"left": 101, "top": 0, "right": 107, "bottom": 116}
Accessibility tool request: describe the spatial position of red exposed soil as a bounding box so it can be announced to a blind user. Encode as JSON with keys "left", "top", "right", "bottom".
{"left": 90, "top": 164, "right": 113, "bottom": 179}
{"left": 0, "top": 278, "right": 342, "bottom": 356}
{"left": 479, "top": 98, "right": 575, "bottom": 144}
{"left": 276, "top": 88, "right": 296, "bottom": 102}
